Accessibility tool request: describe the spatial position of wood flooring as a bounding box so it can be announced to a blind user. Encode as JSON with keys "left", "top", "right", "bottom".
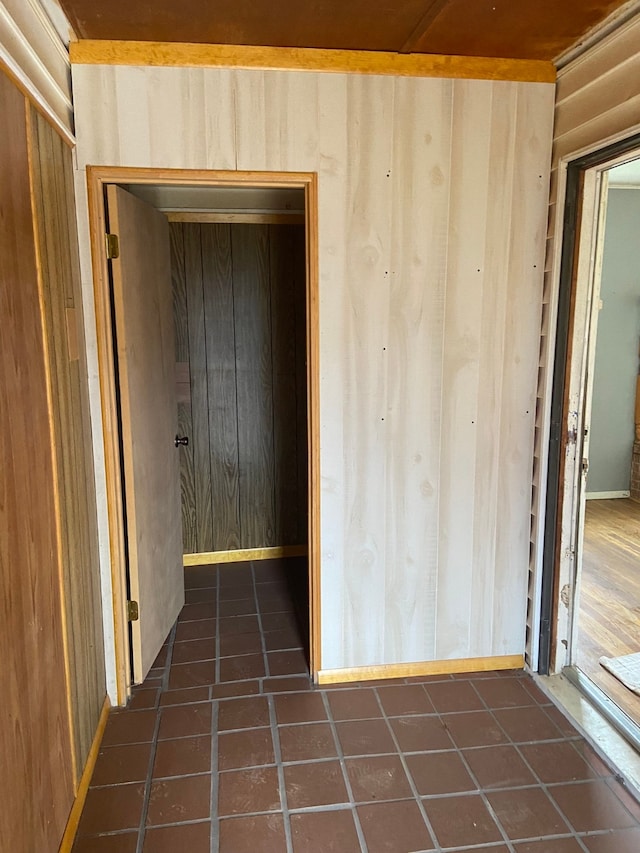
{"left": 575, "top": 498, "right": 640, "bottom": 727}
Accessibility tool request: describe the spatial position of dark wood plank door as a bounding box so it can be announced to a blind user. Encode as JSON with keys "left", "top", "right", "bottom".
{"left": 171, "top": 222, "right": 307, "bottom": 554}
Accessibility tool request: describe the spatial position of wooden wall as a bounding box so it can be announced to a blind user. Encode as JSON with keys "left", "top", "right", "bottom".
{"left": 528, "top": 11, "right": 640, "bottom": 671}
{"left": 71, "top": 64, "right": 555, "bottom": 671}
{"left": 0, "top": 68, "right": 74, "bottom": 852}
{"left": 171, "top": 221, "right": 307, "bottom": 554}
{"left": 30, "top": 106, "right": 106, "bottom": 773}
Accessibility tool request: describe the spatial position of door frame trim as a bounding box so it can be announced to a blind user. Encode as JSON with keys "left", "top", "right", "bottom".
{"left": 86, "top": 166, "right": 321, "bottom": 704}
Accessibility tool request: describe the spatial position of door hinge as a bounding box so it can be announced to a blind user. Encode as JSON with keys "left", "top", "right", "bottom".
{"left": 105, "top": 233, "right": 120, "bottom": 259}
{"left": 127, "top": 600, "right": 139, "bottom": 622}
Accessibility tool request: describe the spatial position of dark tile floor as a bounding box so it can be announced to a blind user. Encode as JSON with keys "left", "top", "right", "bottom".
{"left": 73, "top": 559, "right": 640, "bottom": 853}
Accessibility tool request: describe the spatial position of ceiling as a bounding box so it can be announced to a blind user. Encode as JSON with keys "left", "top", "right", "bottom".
{"left": 57, "top": 0, "right": 633, "bottom": 62}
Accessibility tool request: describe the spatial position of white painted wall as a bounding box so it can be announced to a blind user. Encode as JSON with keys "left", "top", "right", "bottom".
{"left": 71, "top": 63, "right": 554, "bottom": 672}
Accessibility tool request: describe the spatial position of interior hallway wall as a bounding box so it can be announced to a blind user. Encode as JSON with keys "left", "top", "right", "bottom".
{"left": 71, "top": 64, "right": 554, "bottom": 672}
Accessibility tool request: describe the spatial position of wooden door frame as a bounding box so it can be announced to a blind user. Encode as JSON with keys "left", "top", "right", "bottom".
{"left": 86, "top": 166, "right": 321, "bottom": 704}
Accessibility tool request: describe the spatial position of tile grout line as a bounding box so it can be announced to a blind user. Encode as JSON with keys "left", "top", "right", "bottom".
{"left": 251, "top": 560, "right": 271, "bottom": 680}
{"left": 268, "top": 693, "right": 294, "bottom": 853}
{"left": 215, "top": 561, "right": 221, "bottom": 685}
{"left": 210, "top": 701, "right": 220, "bottom": 853}
{"left": 466, "top": 678, "right": 590, "bottom": 852}
{"left": 320, "top": 691, "right": 370, "bottom": 853}
{"left": 371, "top": 688, "right": 444, "bottom": 853}
{"left": 134, "top": 706, "right": 163, "bottom": 853}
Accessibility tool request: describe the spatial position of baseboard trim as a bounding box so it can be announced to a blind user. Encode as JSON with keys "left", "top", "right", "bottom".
{"left": 317, "top": 654, "right": 525, "bottom": 685}
{"left": 58, "top": 696, "right": 110, "bottom": 852}
{"left": 183, "top": 545, "right": 308, "bottom": 566}
{"left": 585, "top": 490, "right": 630, "bottom": 500}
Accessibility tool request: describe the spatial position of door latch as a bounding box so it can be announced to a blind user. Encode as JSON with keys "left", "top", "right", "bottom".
{"left": 582, "top": 457, "right": 589, "bottom": 475}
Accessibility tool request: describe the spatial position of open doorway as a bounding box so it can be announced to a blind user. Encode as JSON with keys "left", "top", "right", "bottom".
{"left": 543, "top": 138, "right": 640, "bottom": 743}
{"left": 86, "top": 168, "right": 320, "bottom": 704}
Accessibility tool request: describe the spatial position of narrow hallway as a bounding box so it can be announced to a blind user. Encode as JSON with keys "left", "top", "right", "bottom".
{"left": 73, "top": 559, "right": 640, "bottom": 852}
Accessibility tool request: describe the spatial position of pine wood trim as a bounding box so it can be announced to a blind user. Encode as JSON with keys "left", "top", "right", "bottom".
{"left": 69, "top": 40, "right": 556, "bottom": 84}
{"left": 86, "top": 165, "right": 322, "bottom": 686}
{"left": 166, "top": 212, "right": 305, "bottom": 224}
{"left": 184, "top": 545, "right": 308, "bottom": 565}
{"left": 317, "top": 655, "right": 525, "bottom": 684}
{"left": 58, "top": 696, "right": 110, "bottom": 853}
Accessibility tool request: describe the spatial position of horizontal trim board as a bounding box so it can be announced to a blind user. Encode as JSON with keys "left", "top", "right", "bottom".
{"left": 183, "top": 545, "right": 308, "bottom": 566}
{"left": 58, "top": 696, "right": 110, "bottom": 852}
{"left": 69, "top": 40, "right": 556, "bottom": 84}
{"left": 585, "top": 490, "right": 631, "bottom": 499}
{"left": 166, "top": 211, "right": 305, "bottom": 224}
{"left": 317, "top": 655, "right": 525, "bottom": 684}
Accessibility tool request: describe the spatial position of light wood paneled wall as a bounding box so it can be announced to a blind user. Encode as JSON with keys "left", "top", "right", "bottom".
{"left": 171, "top": 222, "right": 307, "bottom": 554}
{"left": 0, "top": 68, "right": 74, "bottom": 852}
{"left": 71, "top": 63, "right": 554, "bottom": 671}
{"left": 29, "top": 105, "right": 106, "bottom": 770}
{"left": 528, "top": 12, "right": 640, "bottom": 671}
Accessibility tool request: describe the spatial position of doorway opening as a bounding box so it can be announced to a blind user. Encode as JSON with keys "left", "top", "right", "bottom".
{"left": 87, "top": 168, "right": 320, "bottom": 705}
{"left": 541, "top": 134, "right": 640, "bottom": 747}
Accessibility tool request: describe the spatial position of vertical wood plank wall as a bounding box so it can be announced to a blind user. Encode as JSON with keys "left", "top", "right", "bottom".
{"left": 528, "top": 12, "right": 640, "bottom": 670}
{"left": 30, "top": 106, "right": 106, "bottom": 768}
{"left": 171, "top": 222, "right": 307, "bottom": 553}
{"left": 71, "top": 65, "right": 555, "bottom": 671}
{"left": 0, "top": 69, "right": 74, "bottom": 851}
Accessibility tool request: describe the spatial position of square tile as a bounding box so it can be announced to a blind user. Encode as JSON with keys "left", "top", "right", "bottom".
{"left": 284, "top": 760, "right": 349, "bottom": 808}
{"left": 346, "top": 754, "right": 413, "bottom": 801}
{"left": 376, "top": 684, "right": 435, "bottom": 717}
{"left": 172, "top": 638, "right": 217, "bottom": 664}
{"left": 406, "top": 751, "right": 476, "bottom": 796}
{"left": 261, "top": 612, "right": 298, "bottom": 632}
{"left": 336, "top": 718, "right": 397, "bottom": 756}
{"left": 174, "top": 618, "right": 216, "bottom": 642}
{"left": 143, "top": 821, "right": 211, "bottom": 852}
{"left": 262, "top": 676, "right": 311, "bottom": 693}
{"left": 487, "top": 788, "right": 569, "bottom": 839}
{"left": 493, "top": 707, "right": 563, "bottom": 743}
{"left": 279, "top": 722, "right": 337, "bottom": 761}
{"left": 102, "top": 710, "right": 158, "bottom": 746}
{"left": 179, "top": 602, "right": 217, "bottom": 621}
{"left": 72, "top": 834, "right": 138, "bottom": 853}
{"left": 514, "top": 840, "right": 584, "bottom": 853}
{"left": 473, "top": 677, "right": 539, "bottom": 709}
{"left": 263, "top": 628, "right": 303, "bottom": 651}
{"left": 219, "top": 653, "right": 266, "bottom": 682}
{"left": 423, "top": 794, "right": 503, "bottom": 847}
{"left": 218, "top": 766, "right": 281, "bottom": 815}
{"left": 146, "top": 774, "right": 211, "bottom": 826}
{"left": 211, "top": 680, "right": 261, "bottom": 699}
{"left": 519, "top": 741, "right": 597, "bottom": 784}
{"left": 158, "top": 702, "right": 212, "bottom": 739}
{"left": 218, "top": 632, "right": 264, "bottom": 657}
{"left": 583, "top": 828, "right": 640, "bottom": 852}
{"left": 218, "top": 728, "right": 274, "bottom": 770}
{"left": 218, "top": 615, "right": 260, "bottom": 636}
{"left": 159, "top": 686, "right": 210, "bottom": 707}
{"left": 218, "top": 598, "right": 257, "bottom": 618}
{"left": 328, "top": 688, "right": 382, "bottom": 721}
{"left": 550, "top": 780, "right": 638, "bottom": 832}
{"left": 129, "top": 688, "right": 160, "bottom": 711}
{"left": 441, "top": 711, "right": 509, "bottom": 748}
{"left": 152, "top": 735, "right": 211, "bottom": 777}
{"left": 462, "top": 745, "right": 536, "bottom": 789}
{"left": 290, "top": 809, "right": 360, "bottom": 853}
{"left": 184, "top": 565, "right": 218, "bottom": 589}
{"left": 185, "top": 587, "right": 217, "bottom": 604}
{"left": 77, "top": 784, "right": 145, "bottom": 835}
{"left": 274, "top": 691, "right": 327, "bottom": 724}
{"left": 538, "top": 704, "right": 580, "bottom": 738}
{"left": 424, "top": 680, "right": 485, "bottom": 713}
{"left": 357, "top": 800, "right": 434, "bottom": 852}
{"left": 219, "top": 814, "right": 286, "bottom": 853}
{"left": 389, "top": 715, "right": 453, "bottom": 752}
{"left": 91, "top": 743, "right": 152, "bottom": 786}
{"left": 168, "top": 661, "right": 217, "bottom": 689}
{"left": 259, "top": 595, "right": 293, "bottom": 614}
{"left": 218, "top": 696, "right": 270, "bottom": 730}
{"left": 267, "top": 648, "right": 308, "bottom": 676}
{"left": 605, "top": 777, "right": 640, "bottom": 821}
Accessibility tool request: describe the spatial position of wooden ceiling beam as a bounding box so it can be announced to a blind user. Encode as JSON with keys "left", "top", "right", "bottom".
{"left": 70, "top": 40, "right": 556, "bottom": 83}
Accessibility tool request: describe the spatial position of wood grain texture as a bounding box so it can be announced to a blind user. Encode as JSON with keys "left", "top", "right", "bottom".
{"left": 201, "top": 223, "right": 241, "bottom": 550}
{"left": 107, "top": 185, "right": 185, "bottom": 681}
{"left": 184, "top": 545, "right": 308, "bottom": 565}
{"left": 575, "top": 499, "right": 640, "bottom": 727}
{"left": 29, "top": 106, "right": 106, "bottom": 778}
{"left": 0, "top": 71, "right": 74, "bottom": 851}
{"left": 72, "top": 67, "right": 554, "bottom": 673}
{"left": 69, "top": 40, "right": 556, "bottom": 83}
{"left": 317, "top": 655, "right": 525, "bottom": 684}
